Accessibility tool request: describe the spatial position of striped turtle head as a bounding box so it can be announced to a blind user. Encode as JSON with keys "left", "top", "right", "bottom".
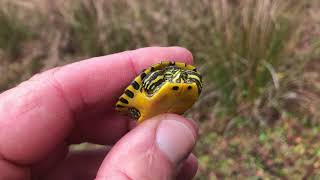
{"left": 142, "top": 65, "right": 202, "bottom": 96}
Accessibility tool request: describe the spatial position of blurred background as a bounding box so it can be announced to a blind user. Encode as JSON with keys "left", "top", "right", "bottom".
{"left": 0, "top": 0, "right": 320, "bottom": 179}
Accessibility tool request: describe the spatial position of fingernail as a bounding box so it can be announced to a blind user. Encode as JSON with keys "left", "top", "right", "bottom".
{"left": 156, "top": 120, "right": 196, "bottom": 164}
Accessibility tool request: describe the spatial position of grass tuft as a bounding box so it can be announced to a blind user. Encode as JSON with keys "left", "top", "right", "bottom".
{"left": 0, "top": 4, "right": 31, "bottom": 60}
{"left": 190, "top": 0, "right": 314, "bottom": 128}
{"left": 66, "top": 0, "right": 138, "bottom": 56}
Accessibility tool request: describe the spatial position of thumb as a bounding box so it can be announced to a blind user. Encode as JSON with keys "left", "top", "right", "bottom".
{"left": 95, "top": 114, "right": 198, "bottom": 180}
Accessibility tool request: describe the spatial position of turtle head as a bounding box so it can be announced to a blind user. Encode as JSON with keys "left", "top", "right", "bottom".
{"left": 142, "top": 65, "right": 202, "bottom": 96}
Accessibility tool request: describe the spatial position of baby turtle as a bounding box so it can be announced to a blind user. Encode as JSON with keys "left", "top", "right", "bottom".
{"left": 115, "top": 61, "right": 202, "bottom": 123}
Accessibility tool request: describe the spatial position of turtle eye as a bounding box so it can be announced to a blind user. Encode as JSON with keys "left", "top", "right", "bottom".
{"left": 172, "top": 86, "right": 179, "bottom": 90}
{"left": 187, "top": 86, "right": 192, "bottom": 90}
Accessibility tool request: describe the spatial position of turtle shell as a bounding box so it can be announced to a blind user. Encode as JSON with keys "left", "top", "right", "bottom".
{"left": 115, "top": 61, "right": 202, "bottom": 123}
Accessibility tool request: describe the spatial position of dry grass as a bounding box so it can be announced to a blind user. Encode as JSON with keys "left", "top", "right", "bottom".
{"left": 185, "top": 0, "right": 318, "bottom": 133}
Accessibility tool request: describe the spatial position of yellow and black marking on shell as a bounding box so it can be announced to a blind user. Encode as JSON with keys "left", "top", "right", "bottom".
{"left": 115, "top": 61, "right": 202, "bottom": 123}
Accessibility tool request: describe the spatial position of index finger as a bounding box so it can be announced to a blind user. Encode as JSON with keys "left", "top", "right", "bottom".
{"left": 0, "top": 46, "right": 193, "bottom": 164}
{"left": 49, "top": 46, "right": 193, "bottom": 110}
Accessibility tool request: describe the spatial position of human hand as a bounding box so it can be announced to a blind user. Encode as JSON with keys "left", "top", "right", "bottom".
{"left": 0, "top": 47, "right": 198, "bottom": 180}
